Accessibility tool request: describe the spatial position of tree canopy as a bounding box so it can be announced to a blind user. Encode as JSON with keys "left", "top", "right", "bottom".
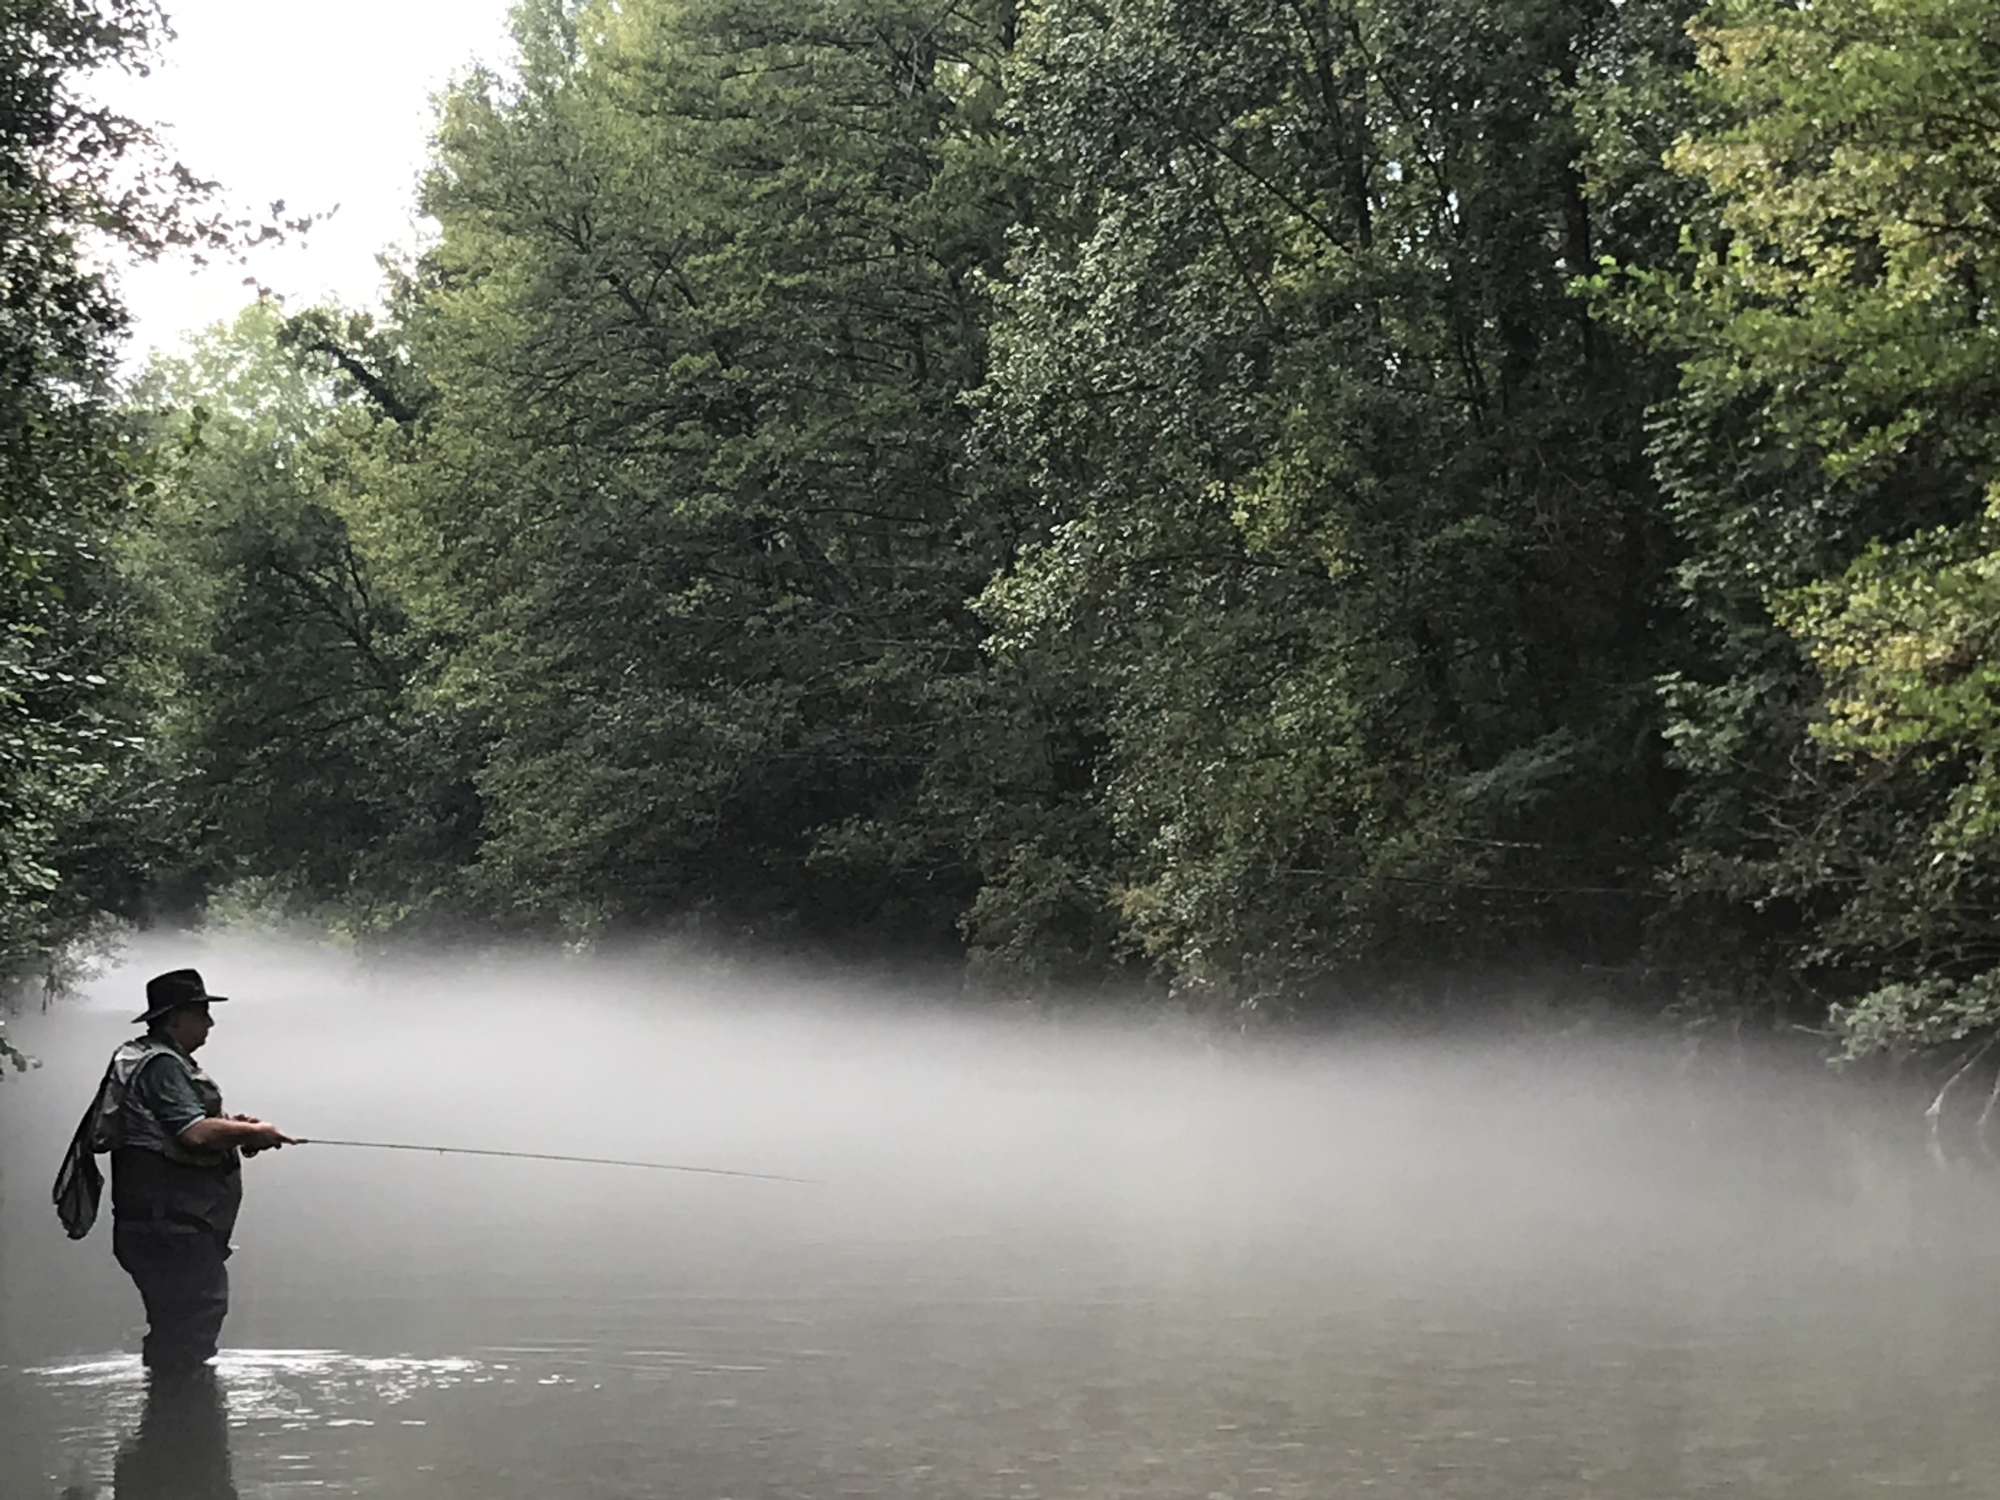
{"left": 13, "top": 0, "right": 2000, "bottom": 1070}
{"left": 2, "top": 1, "right": 170, "bottom": 995}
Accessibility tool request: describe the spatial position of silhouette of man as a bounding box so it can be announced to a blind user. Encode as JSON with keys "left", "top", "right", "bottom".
{"left": 100, "top": 970, "right": 296, "bottom": 1370}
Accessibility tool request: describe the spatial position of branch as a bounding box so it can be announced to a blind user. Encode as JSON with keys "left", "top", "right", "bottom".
{"left": 295, "top": 335, "right": 421, "bottom": 424}
{"left": 1926, "top": 1033, "right": 1999, "bottom": 1167}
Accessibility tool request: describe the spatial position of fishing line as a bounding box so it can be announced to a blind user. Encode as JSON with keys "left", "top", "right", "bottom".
{"left": 296, "top": 1138, "right": 818, "bottom": 1184}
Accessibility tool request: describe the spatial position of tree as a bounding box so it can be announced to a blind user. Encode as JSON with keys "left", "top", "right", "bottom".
{"left": 1, "top": 1, "right": 168, "bottom": 991}
{"left": 979, "top": 0, "right": 1687, "bottom": 1011}
{"left": 1597, "top": 0, "right": 2000, "bottom": 1054}
{"left": 389, "top": 0, "right": 1022, "bottom": 949}
{"left": 117, "top": 304, "right": 472, "bottom": 930}
{"left": 1, "top": 1, "right": 307, "bottom": 989}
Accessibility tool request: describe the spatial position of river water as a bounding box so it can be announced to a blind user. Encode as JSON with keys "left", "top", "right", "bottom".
{"left": 5, "top": 937, "right": 2000, "bottom": 1497}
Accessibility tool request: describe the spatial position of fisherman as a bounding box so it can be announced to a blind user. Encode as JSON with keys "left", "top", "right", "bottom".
{"left": 53, "top": 969, "right": 295, "bottom": 1372}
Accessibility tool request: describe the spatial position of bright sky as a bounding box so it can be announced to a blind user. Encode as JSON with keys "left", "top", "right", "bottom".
{"left": 95, "top": 0, "right": 519, "bottom": 362}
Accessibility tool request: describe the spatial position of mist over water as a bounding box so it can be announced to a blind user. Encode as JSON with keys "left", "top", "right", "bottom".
{"left": 7, "top": 934, "right": 2000, "bottom": 1496}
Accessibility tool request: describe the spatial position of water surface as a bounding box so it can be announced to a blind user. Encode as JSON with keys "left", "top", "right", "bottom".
{"left": 4, "top": 938, "right": 1997, "bottom": 1497}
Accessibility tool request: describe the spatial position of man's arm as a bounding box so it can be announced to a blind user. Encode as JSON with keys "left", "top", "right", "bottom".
{"left": 135, "top": 1055, "right": 294, "bottom": 1151}
{"left": 181, "top": 1115, "right": 295, "bottom": 1151}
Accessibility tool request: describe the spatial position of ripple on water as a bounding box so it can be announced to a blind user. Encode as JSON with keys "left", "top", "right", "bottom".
{"left": 28, "top": 1348, "right": 491, "bottom": 1427}
{"left": 15, "top": 1350, "right": 499, "bottom": 1497}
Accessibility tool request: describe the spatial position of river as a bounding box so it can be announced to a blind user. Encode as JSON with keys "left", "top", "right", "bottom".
{"left": 5, "top": 937, "right": 1999, "bottom": 1497}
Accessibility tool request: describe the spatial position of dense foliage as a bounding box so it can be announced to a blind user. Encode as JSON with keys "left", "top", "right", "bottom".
{"left": 2, "top": 0, "right": 168, "bottom": 1003}
{"left": 11, "top": 0, "right": 2000, "bottom": 1060}
{"left": 977, "top": 0, "right": 1684, "bottom": 1009}
{"left": 1595, "top": 0, "right": 2000, "bottom": 1050}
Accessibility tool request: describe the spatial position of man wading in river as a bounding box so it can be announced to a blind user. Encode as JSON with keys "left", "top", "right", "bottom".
{"left": 53, "top": 969, "right": 296, "bottom": 1372}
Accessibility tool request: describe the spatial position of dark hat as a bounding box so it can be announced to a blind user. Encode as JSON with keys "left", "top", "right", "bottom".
{"left": 133, "top": 969, "right": 229, "bottom": 1025}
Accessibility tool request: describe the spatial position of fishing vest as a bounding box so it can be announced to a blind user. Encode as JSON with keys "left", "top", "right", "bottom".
{"left": 94, "top": 1036, "right": 236, "bottom": 1169}
{"left": 53, "top": 1036, "right": 241, "bottom": 1242}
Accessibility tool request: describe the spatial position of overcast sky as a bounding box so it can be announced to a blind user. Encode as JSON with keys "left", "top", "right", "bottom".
{"left": 95, "top": 0, "right": 518, "bottom": 361}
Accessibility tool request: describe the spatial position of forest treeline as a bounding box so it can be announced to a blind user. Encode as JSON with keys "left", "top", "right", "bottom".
{"left": 5, "top": 0, "right": 1998, "bottom": 1054}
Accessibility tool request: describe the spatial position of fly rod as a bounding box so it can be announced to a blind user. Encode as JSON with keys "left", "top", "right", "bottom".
{"left": 295, "top": 1137, "right": 819, "bottom": 1184}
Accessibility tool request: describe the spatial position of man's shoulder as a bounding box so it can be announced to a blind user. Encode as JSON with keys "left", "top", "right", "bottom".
{"left": 127, "top": 1046, "right": 196, "bottom": 1098}
{"left": 124, "top": 1039, "right": 187, "bottom": 1070}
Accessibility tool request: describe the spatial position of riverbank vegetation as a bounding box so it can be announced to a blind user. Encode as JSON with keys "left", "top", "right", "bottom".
{"left": 6, "top": 0, "right": 1998, "bottom": 1068}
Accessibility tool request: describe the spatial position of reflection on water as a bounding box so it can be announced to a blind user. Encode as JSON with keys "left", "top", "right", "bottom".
{"left": 30, "top": 1351, "right": 491, "bottom": 1496}
{"left": 111, "top": 1369, "right": 236, "bottom": 1500}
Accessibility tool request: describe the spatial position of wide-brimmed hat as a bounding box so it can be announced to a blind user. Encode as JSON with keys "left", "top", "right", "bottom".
{"left": 132, "top": 969, "right": 230, "bottom": 1025}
